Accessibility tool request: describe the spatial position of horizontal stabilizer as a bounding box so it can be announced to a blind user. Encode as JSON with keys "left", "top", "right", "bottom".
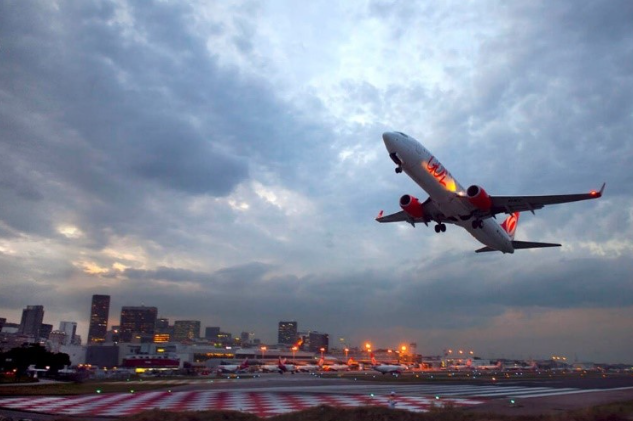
{"left": 475, "top": 241, "right": 561, "bottom": 253}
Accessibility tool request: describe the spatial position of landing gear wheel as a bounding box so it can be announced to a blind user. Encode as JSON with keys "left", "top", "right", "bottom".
{"left": 440, "top": 223, "right": 447, "bottom": 232}
{"left": 395, "top": 167, "right": 403, "bottom": 173}
{"left": 478, "top": 220, "right": 484, "bottom": 228}
{"left": 471, "top": 220, "right": 478, "bottom": 229}
{"left": 434, "top": 225, "right": 441, "bottom": 233}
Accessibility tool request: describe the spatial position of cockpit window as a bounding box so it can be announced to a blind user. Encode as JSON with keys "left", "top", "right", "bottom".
{"left": 396, "top": 132, "right": 409, "bottom": 138}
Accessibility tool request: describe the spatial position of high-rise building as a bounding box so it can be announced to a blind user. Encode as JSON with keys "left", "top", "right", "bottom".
{"left": 240, "top": 331, "right": 254, "bottom": 345}
{"left": 39, "top": 323, "right": 53, "bottom": 340}
{"left": 88, "top": 295, "right": 110, "bottom": 344}
{"left": 155, "top": 317, "right": 170, "bottom": 332}
{"left": 19, "top": 305, "right": 44, "bottom": 337}
{"left": 0, "top": 318, "right": 5, "bottom": 332}
{"left": 173, "top": 320, "right": 201, "bottom": 342}
{"left": 120, "top": 306, "right": 157, "bottom": 342}
{"left": 308, "top": 331, "right": 329, "bottom": 353}
{"left": 205, "top": 326, "right": 220, "bottom": 340}
{"left": 278, "top": 321, "right": 298, "bottom": 345}
{"left": 59, "top": 321, "right": 77, "bottom": 345}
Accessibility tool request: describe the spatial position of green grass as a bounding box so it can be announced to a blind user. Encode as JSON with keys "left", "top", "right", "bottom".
{"left": 0, "top": 380, "right": 171, "bottom": 396}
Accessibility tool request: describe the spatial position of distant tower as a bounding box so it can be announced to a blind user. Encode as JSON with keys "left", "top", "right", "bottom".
{"left": 39, "top": 323, "right": 53, "bottom": 340}
{"left": 88, "top": 295, "right": 110, "bottom": 344}
{"left": 120, "top": 306, "right": 157, "bottom": 342}
{"left": 278, "top": 321, "right": 298, "bottom": 345}
{"left": 308, "top": 331, "right": 329, "bottom": 353}
{"left": 19, "top": 305, "right": 44, "bottom": 337}
{"left": 173, "top": 320, "right": 201, "bottom": 342}
{"left": 205, "top": 326, "right": 220, "bottom": 340}
{"left": 59, "top": 321, "right": 77, "bottom": 345}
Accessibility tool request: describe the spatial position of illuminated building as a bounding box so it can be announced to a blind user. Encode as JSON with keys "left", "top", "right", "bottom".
{"left": 173, "top": 320, "right": 200, "bottom": 341}
{"left": 153, "top": 333, "right": 170, "bottom": 343}
{"left": 278, "top": 321, "right": 297, "bottom": 345}
{"left": 19, "top": 305, "right": 44, "bottom": 337}
{"left": 308, "top": 331, "right": 329, "bottom": 353}
{"left": 120, "top": 306, "right": 157, "bottom": 342}
{"left": 88, "top": 295, "right": 110, "bottom": 344}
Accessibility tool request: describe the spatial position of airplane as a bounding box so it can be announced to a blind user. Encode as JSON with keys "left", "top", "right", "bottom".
{"left": 216, "top": 358, "right": 249, "bottom": 374}
{"left": 470, "top": 360, "right": 503, "bottom": 371}
{"left": 297, "top": 357, "right": 324, "bottom": 372}
{"left": 321, "top": 361, "right": 350, "bottom": 372}
{"left": 377, "top": 131, "right": 605, "bottom": 253}
{"left": 278, "top": 357, "right": 298, "bottom": 374}
{"left": 370, "top": 353, "right": 408, "bottom": 375}
{"left": 262, "top": 357, "right": 297, "bottom": 374}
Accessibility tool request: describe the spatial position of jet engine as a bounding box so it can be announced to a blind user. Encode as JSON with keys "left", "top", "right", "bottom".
{"left": 466, "top": 185, "right": 492, "bottom": 211}
{"left": 400, "top": 194, "right": 425, "bottom": 218}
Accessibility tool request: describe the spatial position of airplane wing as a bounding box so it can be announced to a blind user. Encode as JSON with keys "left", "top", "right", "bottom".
{"left": 488, "top": 183, "right": 605, "bottom": 215}
{"left": 375, "top": 210, "right": 444, "bottom": 225}
{"left": 375, "top": 210, "right": 411, "bottom": 223}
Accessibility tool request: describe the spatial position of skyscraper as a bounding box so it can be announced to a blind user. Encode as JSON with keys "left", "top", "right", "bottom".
{"left": 59, "top": 321, "right": 77, "bottom": 345}
{"left": 308, "top": 331, "right": 329, "bottom": 353}
{"left": 120, "top": 306, "right": 157, "bottom": 342}
{"left": 278, "top": 321, "right": 298, "bottom": 345}
{"left": 205, "top": 326, "right": 220, "bottom": 340}
{"left": 173, "top": 320, "right": 201, "bottom": 342}
{"left": 88, "top": 295, "right": 110, "bottom": 344}
{"left": 19, "top": 305, "right": 44, "bottom": 337}
{"left": 39, "top": 323, "right": 53, "bottom": 340}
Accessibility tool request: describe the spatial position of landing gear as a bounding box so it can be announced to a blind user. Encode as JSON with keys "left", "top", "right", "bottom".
{"left": 395, "top": 166, "right": 403, "bottom": 173}
{"left": 471, "top": 220, "right": 484, "bottom": 229}
{"left": 434, "top": 223, "right": 446, "bottom": 233}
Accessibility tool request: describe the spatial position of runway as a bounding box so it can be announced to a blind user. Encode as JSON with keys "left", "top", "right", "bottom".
{"left": 1, "top": 374, "right": 632, "bottom": 418}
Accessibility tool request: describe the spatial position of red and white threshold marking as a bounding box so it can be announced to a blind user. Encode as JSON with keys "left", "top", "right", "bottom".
{"left": 0, "top": 391, "right": 484, "bottom": 417}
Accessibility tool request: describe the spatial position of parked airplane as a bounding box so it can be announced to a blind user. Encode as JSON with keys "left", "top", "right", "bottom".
{"left": 261, "top": 357, "right": 297, "bottom": 374}
{"left": 377, "top": 132, "right": 604, "bottom": 253}
{"left": 470, "top": 360, "right": 503, "bottom": 371}
{"left": 216, "top": 358, "right": 249, "bottom": 374}
{"left": 370, "top": 353, "right": 408, "bottom": 375}
{"left": 297, "top": 358, "right": 324, "bottom": 372}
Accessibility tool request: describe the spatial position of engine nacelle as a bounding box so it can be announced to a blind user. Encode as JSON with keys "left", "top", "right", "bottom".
{"left": 466, "top": 185, "right": 492, "bottom": 211}
{"left": 399, "top": 194, "right": 425, "bottom": 218}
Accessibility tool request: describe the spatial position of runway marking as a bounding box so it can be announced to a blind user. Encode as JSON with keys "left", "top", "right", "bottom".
{"left": 0, "top": 391, "right": 482, "bottom": 417}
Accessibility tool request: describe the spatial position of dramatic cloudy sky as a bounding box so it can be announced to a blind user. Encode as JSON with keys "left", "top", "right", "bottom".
{"left": 1, "top": 1, "right": 632, "bottom": 363}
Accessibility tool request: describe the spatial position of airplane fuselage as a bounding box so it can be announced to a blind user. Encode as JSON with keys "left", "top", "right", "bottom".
{"left": 382, "top": 132, "right": 515, "bottom": 253}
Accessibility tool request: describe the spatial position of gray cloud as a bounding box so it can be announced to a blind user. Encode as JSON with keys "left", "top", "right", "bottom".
{"left": 1, "top": 1, "right": 632, "bottom": 363}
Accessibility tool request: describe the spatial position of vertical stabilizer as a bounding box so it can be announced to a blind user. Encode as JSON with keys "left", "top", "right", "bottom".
{"left": 501, "top": 212, "right": 519, "bottom": 240}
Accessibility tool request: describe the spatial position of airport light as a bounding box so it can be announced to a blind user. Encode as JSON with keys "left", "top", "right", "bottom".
{"left": 260, "top": 346, "right": 267, "bottom": 360}
{"left": 401, "top": 345, "right": 407, "bottom": 353}
{"left": 320, "top": 347, "right": 325, "bottom": 359}
{"left": 292, "top": 346, "right": 297, "bottom": 360}
{"left": 344, "top": 348, "right": 349, "bottom": 360}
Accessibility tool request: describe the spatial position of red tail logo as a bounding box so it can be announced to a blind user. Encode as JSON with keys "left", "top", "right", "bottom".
{"left": 501, "top": 212, "right": 519, "bottom": 239}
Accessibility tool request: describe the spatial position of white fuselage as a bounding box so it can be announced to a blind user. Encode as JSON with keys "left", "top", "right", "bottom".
{"left": 383, "top": 132, "right": 514, "bottom": 253}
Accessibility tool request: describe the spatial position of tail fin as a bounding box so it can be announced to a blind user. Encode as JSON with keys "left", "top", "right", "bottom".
{"left": 370, "top": 352, "right": 377, "bottom": 366}
{"left": 501, "top": 212, "right": 519, "bottom": 239}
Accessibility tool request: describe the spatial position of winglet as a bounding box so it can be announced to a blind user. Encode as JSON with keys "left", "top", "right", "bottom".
{"left": 376, "top": 210, "right": 384, "bottom": 220}
{"left": 591, "top": 183, "right": 606, "bottom": 198}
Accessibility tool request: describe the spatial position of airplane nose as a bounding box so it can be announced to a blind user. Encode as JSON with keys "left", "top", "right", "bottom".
{"left": 382, "top": 132, "right": 396, "bottom": 150}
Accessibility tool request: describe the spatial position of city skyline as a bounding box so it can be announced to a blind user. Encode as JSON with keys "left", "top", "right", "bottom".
{"left": 1, "top": 2, "right": 632, "bottom": 363}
